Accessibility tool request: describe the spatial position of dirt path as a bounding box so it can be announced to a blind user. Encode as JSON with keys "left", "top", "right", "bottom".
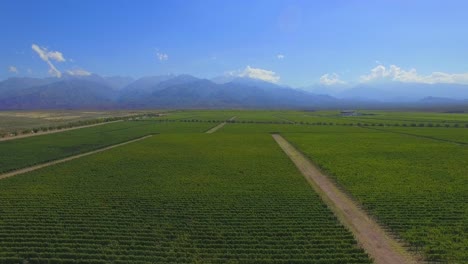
{"left": 272, "top": 134, "right": 419, "bottom": 264}
{"left": 205, "top": 116, "right": 236, "bottom": 134}
{"left": 0, "top": 120, "right": 123, "bottom": 142}
{"left": 273, "top": 115, "right": 295, "bottom": 124}
{"left": 0, "top": 135, "right": 152, "bottom": 181}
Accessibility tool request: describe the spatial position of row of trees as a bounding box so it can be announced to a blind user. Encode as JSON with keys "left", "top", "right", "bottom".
{"left": 176, "top": 118, "right": 468, "bottom": 128}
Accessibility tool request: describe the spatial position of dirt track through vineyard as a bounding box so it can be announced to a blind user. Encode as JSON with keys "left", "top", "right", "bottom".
{"left": 0, "top": 135, "right": 152, "bottom": 181}
{"left": 205, "top": 116, "right": 236, "bottom": 134}
{"left": 272, "top": 134, "right": 419, "bottom": 264}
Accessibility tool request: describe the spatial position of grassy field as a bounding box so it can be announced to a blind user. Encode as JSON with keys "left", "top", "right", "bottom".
{"left": 0, "top": 134, "right": 370, "bottom": 263}
{"left": 0, "top": 109, "right": 466, "bottom": 263}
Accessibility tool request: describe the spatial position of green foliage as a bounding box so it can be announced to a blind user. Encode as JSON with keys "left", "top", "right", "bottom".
{"left": 0, "top": 121, "right": 212, "bottom": 173}
{"left": 285, "top": 128, "right": 468, "bottom": 262}
{"left": 1, "top": 109, "right": 466, "bottom": 262}
{"left": 381, "top": 127, "right": 468, "bottom": 144}
{"left": 0, "top": 134, "right": 370, "bottom": 263}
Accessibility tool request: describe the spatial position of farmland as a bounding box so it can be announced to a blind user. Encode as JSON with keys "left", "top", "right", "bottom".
{"left": 0, "top": 109, "right": 466, "bottom": 263}
{"left": 284, "top": 128, "right": 468, "bottom": 262}
{"left": 0, "top": 110, "right": 154, "bottom": 135}
{"left": 0, "top": 134, "right": 370, "bottom": 263}
{"left": 154, "top": 109, "right": 468, "bottom": 128}
{"left": 378, "top": 126, "right": 468, "bottom": 144}
{"left": 0, "top": 121, "right": 212, "bottom": 173}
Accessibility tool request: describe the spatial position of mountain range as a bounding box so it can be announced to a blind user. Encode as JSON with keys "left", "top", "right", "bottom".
{"left": 0, "top": 73, "right": 467, "bottom": 110}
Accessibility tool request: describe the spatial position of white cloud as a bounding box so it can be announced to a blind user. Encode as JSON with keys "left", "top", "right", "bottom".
{"left": 360, "top": 64, "right": 468, "bottom": 84}
{"left": 31, "top": 44, "right": 65, "bottom": 62}
{"left": 277, "top": 54, "right": 285, "bottom": 60}
{"left": 319, "top": 73, "right": 345, "bottom": 85}
{"left": 66, "top": 69, "right": 91, "bottom": 76}
{"left": 238, "top": 66, "right": 280, "bottom": 83}
{"left": 47, "top": 51, "right": 65, "bottom": 62}
{"left": 156, "top": 52, "right": 168, "bottom": 61}
{"left": 32, "top": 44, "right": 66, "bottom": 77}
{"left": 8, "top": 66, "right": 18, "bottom": 74}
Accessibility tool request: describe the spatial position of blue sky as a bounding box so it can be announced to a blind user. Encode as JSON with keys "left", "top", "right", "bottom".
{"left": 2, "top": 0, "right": 468, "bottom": 87}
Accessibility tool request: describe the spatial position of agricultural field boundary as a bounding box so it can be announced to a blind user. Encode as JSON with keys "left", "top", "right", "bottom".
{"left": 205, "top": 116, "right": 236, "bottom": 133}
{"left": 272, "top": 134, "right": 419, "bottom": 264}
{"left": 0, "top": 120, "right": 123, "bottom": 142}
{"left": 274, "top": 115, "right": 295, "bottom": 124}
{"left": 0, "top": 135, "right": 153, "bottom": 181}
{"left": 362, "top": 126, "right": 467, "bottom": 145}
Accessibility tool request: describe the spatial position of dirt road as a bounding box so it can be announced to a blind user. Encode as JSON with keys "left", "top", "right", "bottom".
{"left": 272, "top": 134, "right": 419, "bottom": 264}
{"left": 205, "top": 116, "right": 236, "bottom": 134}
{"left": 0, "top": 120, "right": 123, "bottom": 142}
{"left": 0, "top": 135, "right": 152, "bottom": 180}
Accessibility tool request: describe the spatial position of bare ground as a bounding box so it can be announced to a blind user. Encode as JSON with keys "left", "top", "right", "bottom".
{"left": 0, "top": 135, "right": 152, "bottom": 180}
{"left": 272, "top": 134, "right": 420, "bottom": 264}
{"left": 0, "top": 120, "right": 123, "bottom": 142}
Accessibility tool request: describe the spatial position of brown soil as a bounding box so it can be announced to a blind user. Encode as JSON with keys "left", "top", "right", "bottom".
{"left": 0, "top": 120, "right": 123, "bottom": 142}
{"left": 272, "top": 134, "right": 420, "bottom": 264}
{"left": 0, "top": 135, "right": 152, "bottom": 181}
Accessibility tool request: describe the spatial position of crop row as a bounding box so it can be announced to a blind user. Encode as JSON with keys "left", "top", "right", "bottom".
{"left": 0, "top": 134, "right": 371, "bottom": 263}
{"left": 285, "top": 129, "right": 468, "bottom": 262}
{"left": 0, "top": 121, "right": 212, "bottom": 173}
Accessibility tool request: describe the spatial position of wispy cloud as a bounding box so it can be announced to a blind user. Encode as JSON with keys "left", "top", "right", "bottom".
{"left": 8, "top": 66, "right": 18, "bottom": 74}
{"left": 66, "top": 69, "right": 91, "bottom": 76}
{"left": 360, "top": 64, "right": 468, "bottom": 84}
{"left": 238, "top": 66, "right": 280, "bottom": 83}
{"left": 32, "top": 44, "right": 66, "bottom": 77}
{"left": 156, "top": 52, "right": 168, "bottom": 61}
{"left": 277, "top": 54, "right": 285, "bottom": 60}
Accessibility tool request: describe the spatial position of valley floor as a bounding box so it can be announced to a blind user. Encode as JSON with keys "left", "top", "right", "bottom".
{"left": 0, "top": 109, "right": 466, "bottom": 263}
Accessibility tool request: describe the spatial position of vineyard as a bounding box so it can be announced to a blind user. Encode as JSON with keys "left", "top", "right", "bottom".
{"left": 0, "top": 134, "right": 370, "bottom": 263}
{"left": 0, "top": 109, "right": 466, "bottom": 263}
{"left": 284, "top": 128, "right": 468, "bottom": 262}
{"left": 0, "top": 121, "right": 212, "bottom": 173}
{"left": 379, "top": 126, "right": 468, "bottom": 144}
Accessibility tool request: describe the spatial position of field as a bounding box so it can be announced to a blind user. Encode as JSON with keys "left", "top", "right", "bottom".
{"left": 0, "top": 110, "right": 156, "bottom": 135}
{"left": 0, "top": 134, "right": 370, "bottom": 263}
{"left": 0, "top": 109, "right": 466, "bottom": 263}
{"left": 379, "top": 126, "right": 468, "bottom": 144}
{"left": 0, "top": 121, "right": 212, "bottom": 173}
{"left": 284, "top": 128, "right": 467, "bottom": 262}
